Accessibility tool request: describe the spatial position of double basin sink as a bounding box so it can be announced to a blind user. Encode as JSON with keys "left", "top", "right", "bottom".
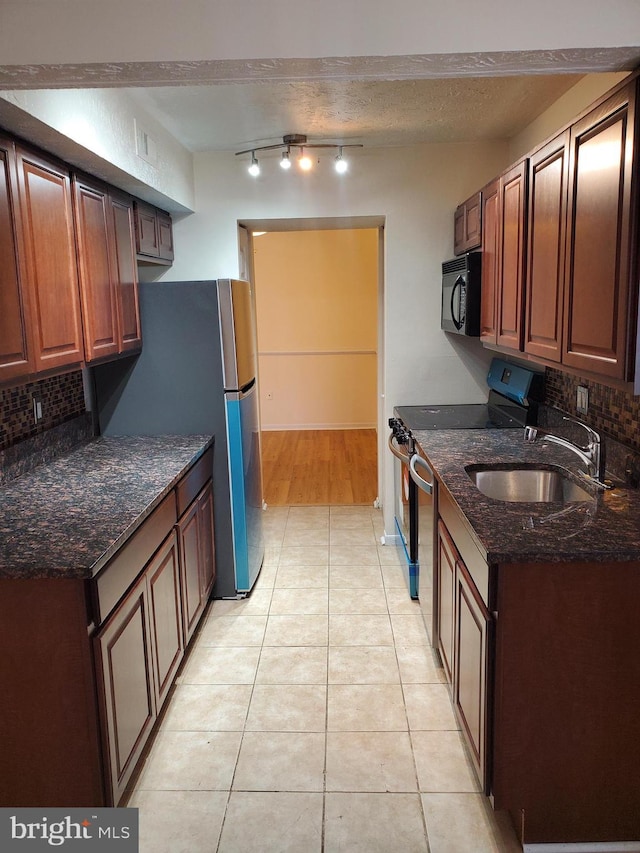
{"left": 465, "top": 464, "right": 594, "bottom": 504}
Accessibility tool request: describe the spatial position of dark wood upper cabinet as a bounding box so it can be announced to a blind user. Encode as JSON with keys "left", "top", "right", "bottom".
{"left": 454, "top": 191, "right": 482, "bottom": 255}
{"left": 496, "top": 161, "right": 527, "bottom": 351}
{"left": 524, "top": 131, "right": 570, "bottom": 364}
{"left": 74, "top": 178, "right": 142, "bottom": 362}
{"left": 157, "top": 210, "right": 174, "bottom": 261}
{"left": 108, "top": 191, "right": 142, "bottom": 353}
{"left": 73, "top": 176, "right": 120, "bottom": 362}
{"left": 0, "top": 134, "right": 33, "bottom": 382}
{"left": 15, "top": 146, "right": 85, "bottom": 373}
{"left": 562, "top": 83, "right": 638, "bottom": 381}
{"left": 135, "top": 200, "right": 174, "bottom": 264}
{"left": 480, "top": 179, "right": 499, "bottom": 344}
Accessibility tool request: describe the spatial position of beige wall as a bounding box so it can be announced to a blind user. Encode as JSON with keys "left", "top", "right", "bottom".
{"left": 253, "top": 229, "right": 378, "bottom": 430}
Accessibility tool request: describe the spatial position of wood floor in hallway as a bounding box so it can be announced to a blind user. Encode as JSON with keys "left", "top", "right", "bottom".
{"left": 261, "top": 429, "right": 378, "bottom": 506}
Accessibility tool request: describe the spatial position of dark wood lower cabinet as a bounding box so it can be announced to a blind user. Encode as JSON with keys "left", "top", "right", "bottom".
{"left": 435, "top": 485, "right": 640, "bottom": 845}
{"left": 453, "top": 558, "right": 491, "bottom": 793}
{"left": 178, "top": 481, "right": 216, "bottom": 645}
{"left": 0, "top": 465, "right": 214, "bottom": 808}
{"left": 436, "top": 520, "right": 455, "bottom": 683}
{"left": 95, "top": 573, "right": 157, "bottom": 806}
{"left": 148, "top": 532, "right": 184, "bottom": 709}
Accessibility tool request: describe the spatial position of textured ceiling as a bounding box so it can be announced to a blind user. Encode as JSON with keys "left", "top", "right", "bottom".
{"left": 125, "top": 74, "right": 585, "bottom": 152}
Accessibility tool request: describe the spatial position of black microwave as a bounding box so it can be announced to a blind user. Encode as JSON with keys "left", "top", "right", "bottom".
{"left": 441, "top": 252, "right": 482, "bottom": 336}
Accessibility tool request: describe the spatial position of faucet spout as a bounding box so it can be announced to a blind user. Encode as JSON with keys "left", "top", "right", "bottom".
{"left": 524, "top": 417, "right": 608, "bottom": 488}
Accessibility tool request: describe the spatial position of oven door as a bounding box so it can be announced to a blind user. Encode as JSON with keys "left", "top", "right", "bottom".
{"left": 409, "top": 447, "right": 435, "bottom": 642}
{"left": 388, "top": 431, "right": 418, "bottom": 598}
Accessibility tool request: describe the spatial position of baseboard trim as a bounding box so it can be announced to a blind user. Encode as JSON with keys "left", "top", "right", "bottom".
{"left": 380, "top": 532, "right": 402, "bottom": 546}
{"left": 523, "top": 843, "right": 640, "bottom": 852}
{"left": 261, "top": 423, "right": 377, "bottom": 431}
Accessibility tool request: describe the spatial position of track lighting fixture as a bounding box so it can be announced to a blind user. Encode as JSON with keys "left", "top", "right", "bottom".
{"left": 236, "top": 134, "right": 362, "bottom": 177}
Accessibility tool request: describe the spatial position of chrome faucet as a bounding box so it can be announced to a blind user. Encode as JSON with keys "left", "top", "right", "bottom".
{"left": 524, "top": 417, "right": 609, "bottom": 488}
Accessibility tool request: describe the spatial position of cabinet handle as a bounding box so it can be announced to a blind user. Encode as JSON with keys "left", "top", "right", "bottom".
{"left": 409, "top": 453, "right": 433, "bottom": 494}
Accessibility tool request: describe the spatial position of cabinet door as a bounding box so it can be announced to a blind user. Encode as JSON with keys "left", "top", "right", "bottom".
{"left": 524, "top": 132, "right": 569, "bottom": 363}
{"left": 157, "top": 210, "right": 174, "bottom": 261}
{"left": 436, "top": 520, "right": 456, "bottom": 683}
{"left": 135, "top": 201, "right": 159, "bottom": 257}
{"left": 147, "top": 532, "right": 184, "bottom": 711}
{"left": 0, "top": 134, "right": 33, "bottom": 381}
{"left": 15, "top": 146, "right": 84, "bottom": 371}
{"left": 497, "top": 161, "right": 527, "bottom": 350}
{"left": 480, "top": 179, "right": 499, "bottom": 344}
{"left": 454, "top": 205, "right": 465, "bottom": 255}
{"left": 198, "top": 481, "right": 216, "bottom": 600}
{"left": 464, "top": 191, "right": 482, "bottom": 251}
{"left": 178, "top": 498, "right": 205, "bottom": 644}
{"left": 562, "top": 84, "right": 637, "bottom": 380}
{"left": 109, "top": 191, "right": 142, "bottom": 353}
{"left": 73, "top": 177, "right": 120, "bottom": 362}
{"left": 454, "top": 557, "right": 492, "bottom": 793}
{"left": 94, "top": 574, "right": 156, "bottom": 805}
{"left": 454, "top": 193, "right": 482, "bottom": 256}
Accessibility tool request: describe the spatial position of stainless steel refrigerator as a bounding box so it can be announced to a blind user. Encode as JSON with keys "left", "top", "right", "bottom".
{"left": 93, "top": 279, "right": 264, "bottom": 598}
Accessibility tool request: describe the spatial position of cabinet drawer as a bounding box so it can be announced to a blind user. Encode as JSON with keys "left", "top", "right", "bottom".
{"left": 176, "top": 447, "right": 214, "bottom": 517}
{"left": 93, "top": 491, "right": 177, "bottom": 624}
{"left": 438, "top": 487, "right": 490, "bottom": 608}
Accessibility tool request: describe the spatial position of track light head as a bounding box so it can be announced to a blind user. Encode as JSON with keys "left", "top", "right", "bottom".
{"left": 335, "top": 147, "right": 348, "bottom": 174}
{"left": 248, "top": 153, "right": 260, "bottom": 177}
{"left": 280, "top": 149, "right": 292, "bottom": 170}
{"left": 298, "top": 149, "right": 313, "bottom": 171}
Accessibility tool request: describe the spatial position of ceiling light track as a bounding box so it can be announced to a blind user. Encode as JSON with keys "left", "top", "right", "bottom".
{"left": 236, "top": 134, "right": 363, "bottom": 177}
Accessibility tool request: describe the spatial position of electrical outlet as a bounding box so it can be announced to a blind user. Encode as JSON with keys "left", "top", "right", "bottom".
{"left": 32, "top": 394, "right": 43, "bottom": 423}
{"left": 576, "top": 385, "right": 589, "bottom": 415}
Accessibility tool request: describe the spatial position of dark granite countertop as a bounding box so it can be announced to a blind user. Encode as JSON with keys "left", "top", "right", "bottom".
{"left": 412, "top": 428, "right": 640, "bottom": 564}
{"left": 0, "top": 435, "right": 213, "bottom": 580}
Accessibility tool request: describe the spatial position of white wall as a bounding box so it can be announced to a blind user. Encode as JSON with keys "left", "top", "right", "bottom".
{"left": 1, "top": 1, "right": 638, "bottom": 65}
{"left": 508, "top": 72, "right": 629, "bottom": 162}
{"left": 167, "top": 140, "right": 505, "bottom": 530}
{"left": 0, "top": 89, "right": 195, "bottom": 212}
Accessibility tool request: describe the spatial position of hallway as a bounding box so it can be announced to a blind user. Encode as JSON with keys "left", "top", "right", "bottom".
{"left": 128, "top": 504, "right": 520, "bottom": 852}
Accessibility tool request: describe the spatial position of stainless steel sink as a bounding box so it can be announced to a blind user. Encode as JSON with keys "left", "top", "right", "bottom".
{"left": 465, "top": 464, "right": 594, "bottom": 503}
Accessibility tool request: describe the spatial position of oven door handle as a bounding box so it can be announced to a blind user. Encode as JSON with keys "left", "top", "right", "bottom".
{"left": 409, "top": 453, "right": 433, "bottom": 494}
{"left": 388, "top": 432, "right": 411, "bottom": 464}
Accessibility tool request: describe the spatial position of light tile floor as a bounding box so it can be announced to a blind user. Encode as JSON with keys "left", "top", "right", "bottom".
{"left": 129, "top": 505, "right": 522, "bottom": 852}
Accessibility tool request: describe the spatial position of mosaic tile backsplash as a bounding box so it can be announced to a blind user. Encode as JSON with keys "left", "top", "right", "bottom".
{"left": 544, "top": 367, "right": 640, "bottom": 453}
{"left": 0, "top": 371, "right": 86, "bottom": 452}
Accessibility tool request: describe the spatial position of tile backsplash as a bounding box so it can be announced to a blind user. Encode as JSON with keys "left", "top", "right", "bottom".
{"left": 544, "top": 367, "right": 640, "bottom": 452}
{"left": 0, "top": 371, "right": 86, "bottom": 452}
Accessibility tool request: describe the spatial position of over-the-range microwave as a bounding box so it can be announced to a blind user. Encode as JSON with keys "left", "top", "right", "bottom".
{"left": 441, "top": 252, "right": 482, "bottom": 336}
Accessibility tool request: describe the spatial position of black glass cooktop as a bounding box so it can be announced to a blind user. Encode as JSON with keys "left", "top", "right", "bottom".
{"left": 396, "top": 392, "right": 529, "bottom": 431}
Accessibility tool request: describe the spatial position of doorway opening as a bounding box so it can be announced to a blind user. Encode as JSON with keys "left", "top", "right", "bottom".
{"left": 239, "top": 217, "right": 385, "bottom": 506}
